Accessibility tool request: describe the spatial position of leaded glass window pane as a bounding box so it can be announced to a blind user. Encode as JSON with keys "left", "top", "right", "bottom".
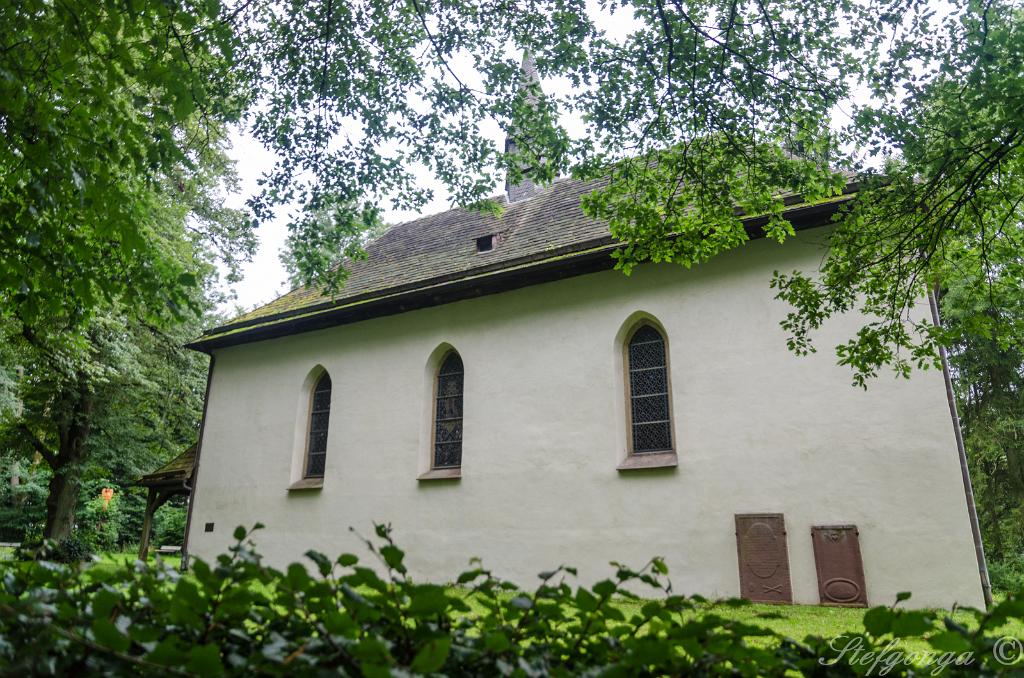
{"left": 633, "top": 422, "right": 672, "bottom": 453}
{"left": 433, "top": 353, "right": 463, "bottom": 468}
{"left": 306, "top": 451, "right": 326, "bottom": 477}
{"left": 306, "top": 373, "right": 332, "bottom": 478}
{"left": 309, "top": 411, "right": 330, "bottom": 433}
{"left": 436, "top": 395, "right": 461, "bottom": 419}
{"left": 631, "top": 393, "right": 670, "bottom": 423}
{"left": 628, "top": 326, "right": 672, "bottom": 453}
{"left": 434, "top": 443, "right": 462, "bottom": 469}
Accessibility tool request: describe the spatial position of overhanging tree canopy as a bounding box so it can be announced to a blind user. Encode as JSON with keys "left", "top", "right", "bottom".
{"left": 4, "top": 0, "right": 1022, "bottom": 379}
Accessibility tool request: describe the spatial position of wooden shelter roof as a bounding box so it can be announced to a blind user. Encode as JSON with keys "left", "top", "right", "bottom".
{"left": 138, "top": 445, "right": 197, "bottom": 489}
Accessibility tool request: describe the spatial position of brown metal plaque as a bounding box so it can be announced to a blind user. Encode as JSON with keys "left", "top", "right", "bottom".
{"left": 735, "top": 514, "right": 793, "bottom": 603}
{"left": 811, "top": 525, "right": 867, "bottom": 607}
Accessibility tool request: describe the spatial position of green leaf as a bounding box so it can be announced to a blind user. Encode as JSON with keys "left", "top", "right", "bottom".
{"left": 928, "top": 630, "right": 972, "bottom": 653}
{"left": 484, "top": 632, "right": 510, "bottom": 653}
{"left": 146, "top": 636, "right": 188, "bottom": 666}
{"left": 456, "top": 569, "right": 482, "bottom": 584}
{"left": 322, "top": 609, "right": 358, "bottom": 636}
{"left": 91, "top": 618, "right": 130, "bottom": 653}
{"left": 186, "top": 644, "right": 225, "bottom": 677}
{"left": 305, "top": 549, "right": 332, "bottom": 576}
{"left": 379, "top": 545, "right": 406, "bottom": 572}
{"left": 128, "top": 623, "right": 161, "bottom": 644}
{"left": 410, "top": 637, "right": 451, "bottom": 673}
{"left": 170, "top": 580, "right": 205, "bottom": 628}
{"left": 287, "top": 562, "right": 311, "bottom": 589}
{"left": 575, "top": 588, "right": 598, "bottom": 612}
{"left": 407, "top": 584, "right": 448, "bottom": 616}
{"left": 892, "top": 611, "right": 933, "bottom": 637}
{"left": 863, "top": 607, "right": 894, "bottom": 636}
{"left": 351, "top": 637, "right": 390, "bottom": 663}
{"left": 91, "top": 589, "right": 120, "bottom": 619}
{"left": 172, "top": 90, "right": 195, "bottom": 120}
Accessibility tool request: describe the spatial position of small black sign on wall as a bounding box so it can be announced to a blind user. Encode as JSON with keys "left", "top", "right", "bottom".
{"left": 204, "top": 522, "right": 215, "bottom": 533}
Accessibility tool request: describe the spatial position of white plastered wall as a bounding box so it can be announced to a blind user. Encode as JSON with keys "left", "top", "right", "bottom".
{"left": 188, "top": 229, "right": 985, "bottom": 609}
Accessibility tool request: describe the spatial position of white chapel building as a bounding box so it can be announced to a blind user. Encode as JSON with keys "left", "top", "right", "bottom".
{"left": 184, "top": 137, "right": 988, "bottom": 610}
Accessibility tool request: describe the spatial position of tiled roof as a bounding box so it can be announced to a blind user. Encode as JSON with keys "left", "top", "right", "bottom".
{"left": 215, "top": 176, "right": 611, "bottom": 328}
{"left": 194, "top": 175, "right": 857, "bottom": 348}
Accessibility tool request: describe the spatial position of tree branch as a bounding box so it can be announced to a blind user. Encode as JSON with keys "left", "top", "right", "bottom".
{"left": 18, "top": 423, "right": 57, "bottom": 467}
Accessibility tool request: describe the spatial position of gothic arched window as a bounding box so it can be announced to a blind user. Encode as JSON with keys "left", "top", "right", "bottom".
{"left": 433, "top": 352, "right": 464, "bottom": 469}
{"left": 626, "top": 325, "right": 673, "bottom": 453}
{"left": 305, "top": 372, "right": 332, "bottom": 478}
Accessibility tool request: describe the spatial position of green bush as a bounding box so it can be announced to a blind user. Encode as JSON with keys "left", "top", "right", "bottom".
{"left": 0, "top": 460, "right": 47, "bottom": 543}
{"left": 153, "top": 503, "right": 187, "bottom": 547}
{"left": 75, "top": 480, "right": 150, "bottom": 551}
{"left": 1, "top": 524, "right": 1022, "bottom": 676}
{"left": 78, "top": 490, "right": 128, "bottom": 552}
{"left": 991, "top": 554, "right": 1024, "bottom": 595}
{"left": 50, "top": 534, "right": 95, "bottom": 564}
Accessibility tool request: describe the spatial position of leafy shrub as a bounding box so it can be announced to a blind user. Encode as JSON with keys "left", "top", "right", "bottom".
{"left": 16, "top": 520, "right": 44, "bottom": 549}
{"left": 0, "top": 459, "right": 48, "bottom": 543}
{"left": 78, "top": 490, "right": 128, "bottom": 552}
{"left": 991, "top": 554, "right": 1024, "bottom": 595}
{"left": 0, "top": 524, "right": 1022, "bottom": 676}
{"left": 50, "top": 534, "right": 95, "bottom": 564}
{"left": 75, "top": 480, "right": 151, "bottom": 551}
{"left": 153, "top": 503, "right": 187, "bottom": 547}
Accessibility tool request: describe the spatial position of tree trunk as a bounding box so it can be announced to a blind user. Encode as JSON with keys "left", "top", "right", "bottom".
{"left": 41, "top": 376, "right": 94, "bottom": 541}
{"left": 43, "top": 467, "right": 81, "bottom": 540}
{"left": 44, "top": 469, "right": 81, "bottom": 541}
{"left": 10, "top": 468, "right": 24, "bottom": 507}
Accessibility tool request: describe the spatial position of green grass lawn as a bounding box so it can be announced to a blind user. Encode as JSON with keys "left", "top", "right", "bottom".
{"left": 96, "top": 549, "right": 182, "bottom": 572}
{"left": 447, "top": 588, "right": 1024, "bottom": 656}
{"left": 640, "top": 598, "right": 871, "bottom": 640}
{"left": 448, "top": 585, "right": 872, "bottom": 640}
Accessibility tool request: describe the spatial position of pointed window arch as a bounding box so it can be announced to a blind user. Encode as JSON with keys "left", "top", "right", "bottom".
{"left": 304, "top": 372, "right": 332, "bottom": 478}
{"left": 432, "top": 352, "right": 464, "bottom": 469}
{"left": 626, "top": 324, "right": 673, "bottom": 454}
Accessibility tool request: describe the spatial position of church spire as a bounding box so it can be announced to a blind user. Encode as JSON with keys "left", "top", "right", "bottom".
{"left": 504, "top": 51, "right": 542, "bottom": 204}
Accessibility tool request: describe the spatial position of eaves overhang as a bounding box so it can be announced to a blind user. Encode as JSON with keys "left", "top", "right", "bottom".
{"left": 187, "top": 189, "right": 856, "bottom": 354}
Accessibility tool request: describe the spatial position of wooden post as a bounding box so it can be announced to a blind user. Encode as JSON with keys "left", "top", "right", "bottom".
{"left": 138, "top": 488, "right": 159, "bottom": 561}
